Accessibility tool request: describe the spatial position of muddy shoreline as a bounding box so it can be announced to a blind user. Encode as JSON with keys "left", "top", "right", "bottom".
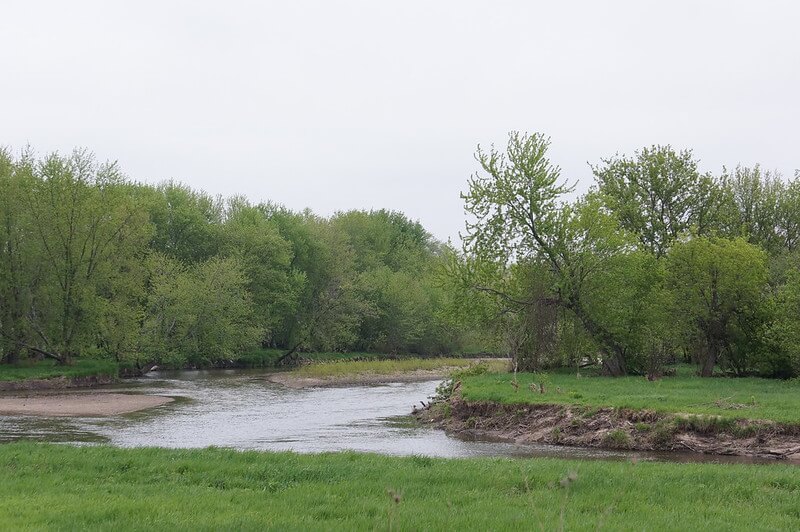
{"left": 416, "top": 398, "right": 800, "bottom": 461}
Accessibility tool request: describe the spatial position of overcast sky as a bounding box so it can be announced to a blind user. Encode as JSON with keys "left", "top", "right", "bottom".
{"left": 1, "top": 1, "right": 798, "bottom": 242}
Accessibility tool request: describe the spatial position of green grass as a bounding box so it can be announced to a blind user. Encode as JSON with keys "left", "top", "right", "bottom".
{"left": 234, "top": 348, "right": 504, "bottom": 369}
{"left": 233, "top": 348, "right": 424, "bottom": 368}
{"left": 0, "top": 443, "right": 797, "bottom": 530}
{"left": 0, "top": 359, "right": 119, "bottom": 382}
{"left": 292, "top": 358, "right": 507, "bottom": 378}
{"left": 460, "top": 371, "right": 800, "bottom": 423}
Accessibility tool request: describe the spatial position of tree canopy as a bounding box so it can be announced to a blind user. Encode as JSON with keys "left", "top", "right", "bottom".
{"left": 455, "top": 132, "right": 800, "bottom": 377}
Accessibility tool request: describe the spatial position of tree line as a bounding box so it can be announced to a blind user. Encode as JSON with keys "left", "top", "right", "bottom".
{"left": 4, "top": 138, "right": 800, "bottom": 379}
{"left": 0, "top": 148, "right": 464, "bottom": 370}
{"left": 451, "top": 132, "right": 800, "bottom": 378}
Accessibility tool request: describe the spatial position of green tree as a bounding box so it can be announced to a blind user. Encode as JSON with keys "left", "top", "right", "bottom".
{"left": 356, "top": 267, "right": 430, "bottom": 354}
{"left": 145, "top": 182, "right": 223, "bottom": 264}
{"left": 141, "top": 255, "right": 259, "bottom": 366}
{"left": 271, "top": 213, "right": 370, "bottom": 361}
{"left": 220, "top": 198, "right": 299, "bottom": 345}
{"left": 461, "top": 132, "right": 636, "bottom": 375}
{"left": 21, "top": 150, "right": 151, "bottom": 364}
{"left": 0, "top": 149, "right": 36, "bottom": 363}
{"left": 666, "top": 237, "right": 769, "bottom": 376}
{"left": 767, "top": 268, "right": 800, "bottom": 377}
{"left": 593, "top": 146, "right": 723, "bottom": 258}
{"left": 719, "top": 165, "right": 800, "bottom": 255}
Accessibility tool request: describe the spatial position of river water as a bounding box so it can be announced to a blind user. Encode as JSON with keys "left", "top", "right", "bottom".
{"left": 0, "top": 369, "right": 780, "bottom": 464}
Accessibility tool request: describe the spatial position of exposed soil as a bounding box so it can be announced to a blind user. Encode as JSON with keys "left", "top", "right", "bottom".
{"left": 0, "top": 374, "right": 116, "bottom": 391}
{"left": 416, "top": 397, "right": 800, "bottom": 461}
{"left": 266, "top": 369, "right": 454, "bottom": 388}
{"left": 0, "top": 392, "right": 174, "bottom": 417}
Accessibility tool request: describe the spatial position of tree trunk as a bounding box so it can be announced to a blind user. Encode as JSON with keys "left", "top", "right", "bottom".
{"left": 275, "top": 342, "right": 303, "bottom": 366}
{"left": 4, "top": 345, "right": 21, "bottom": 365}
{"left": 565, "top": 298, "right": 628, "bottom": 376}
{"left": 601, "top": 351, "right": 627, "bottom": 376}
{"left": 700, "top": 343, "right": 717, "bottom": 377}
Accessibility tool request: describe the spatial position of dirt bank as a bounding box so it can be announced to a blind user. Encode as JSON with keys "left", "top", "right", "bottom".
{"left": 0, "top": 393, "right": 174, "bottom": 417}
{"left": 266, "top": 369, "right": 451, "bottom": 388}
{"left": 416, "top": 398, "right": 800, "bottom": 461}
{"left": 0, "top": 374, "right": 116, "bottom": 392}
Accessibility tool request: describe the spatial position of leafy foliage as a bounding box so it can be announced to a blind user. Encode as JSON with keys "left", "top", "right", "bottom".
{"left": 455, "top": 132, "right": 800, "bottom": 377}
{"left": 0, "top": 149, "right": 463, "bottom": 368}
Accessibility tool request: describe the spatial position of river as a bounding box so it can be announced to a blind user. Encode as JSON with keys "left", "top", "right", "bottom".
{"left": 0, "top": 369, "right": 780, "bottom": 464}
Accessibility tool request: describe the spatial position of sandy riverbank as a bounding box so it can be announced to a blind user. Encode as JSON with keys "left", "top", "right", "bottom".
{"left": 0, "top": 392, "right": 174, "bottom": 417}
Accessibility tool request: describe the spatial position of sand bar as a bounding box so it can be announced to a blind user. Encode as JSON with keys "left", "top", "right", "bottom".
{"left": 0, "top": 393, "right": 174, "bottom": 417}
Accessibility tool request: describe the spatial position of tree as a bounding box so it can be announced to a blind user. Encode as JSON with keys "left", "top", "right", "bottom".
{"left": 461, "top": 132, "right": 636, "bottom": 375}
{"left": 767, "top": 268, "right": 800, "bottom": 378}
{"left": 220, "top": 198, "right": 299, "bottom": 345}
{"left": 356, "top": 267, "right": 430, "bottom": 354}
{"left": 141, "top": 255, "right": 259, "bottom": 366}
{"left": 666, "top": 237, "right": 769, "bottom": 376}
{"left": 20, "top": 150, "right": 151, "bottom": 364}
{"left": 271, "top": 213, "right": 370, "bottom": 361}
{"left": 593, "top": 146, "right": 723, "bottom": 258}
{"left": 145, "top": 181, "right": 223, "bottom": 264}
{"left": 720, "top": 165, "right": 800, "bottom": 255}
{"left": 581, "top": 249, "right": 676, "bottom": 376}
{"left": 0, "top": 149, "right": 36, "bottom": 363}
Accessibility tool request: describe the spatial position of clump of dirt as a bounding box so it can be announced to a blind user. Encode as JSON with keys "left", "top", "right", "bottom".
{"left": 415, "top": 398, "right": 800, "bottom": 460}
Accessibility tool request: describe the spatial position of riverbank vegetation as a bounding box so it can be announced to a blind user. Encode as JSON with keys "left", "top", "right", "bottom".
{"left": 0, "top": 359, "right": 118, "bottom": 382}
{"left": 1, "top": 443, "right": 798, "bottom": 530}
{"left": 4, "top": 134, "right": 800, "bottom": 382}
{"left": 0, "top": 148, "right": 469, "bottom": 373}
{"left": 449, "top": 132, "right": 800, "bottom": 378}
{"left": 291, "top": 357, "right": 506, "bottom": 379}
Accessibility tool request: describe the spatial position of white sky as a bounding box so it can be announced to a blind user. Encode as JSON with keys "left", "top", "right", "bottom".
{"left": 1, "top": 1, "right": 798, "bottom": 242}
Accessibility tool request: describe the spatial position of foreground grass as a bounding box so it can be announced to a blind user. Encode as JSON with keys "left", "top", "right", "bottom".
{"left": 0, "top": 443, "right": 797, "bottom": 530}
{"left": 0, "top": 359, "right": 118, "bottom": 382}
{"left": 293, "top": 357, "right": 507, "bottom": 378}
{"left": 460, "top": 371, "right": 800, "bottom": 423}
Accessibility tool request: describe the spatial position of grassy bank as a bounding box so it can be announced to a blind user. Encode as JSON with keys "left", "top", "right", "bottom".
{"left": 292, "top": 357, "right": 507, "bottom": 379}
{"left": 0, "top": 443, "right": 797, "bottom": 530}
{"left": 233, "top": 348, "right": 396, "bottom": 368}
{"left": 459, "top": 370, "right": 800, "bottom": 423}
{"left": 234, "top": 348, "right": 501, "bottom": 369}
{"left": 0, "top": 359, "right": 119, "bottom": 382}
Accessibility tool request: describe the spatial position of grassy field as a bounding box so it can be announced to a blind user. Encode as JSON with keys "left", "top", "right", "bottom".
{"left": 0, "top": 443, "right": 797, "bottom": 530}
{"left": 459, "top": 370, "right": 800, "bottom": 423}
{"left": 292, "top": 357, "right": 507, "bottom": 378}
{"left": 0, "top": 359, "right": 118, "bottom": 382}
